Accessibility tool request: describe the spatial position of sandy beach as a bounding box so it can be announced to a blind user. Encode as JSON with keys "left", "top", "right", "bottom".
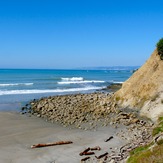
{"left": 0, "top": 111, "right": 127, "bottom": 163}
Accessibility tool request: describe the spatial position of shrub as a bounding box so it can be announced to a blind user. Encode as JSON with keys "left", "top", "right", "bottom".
{"left": 156, "top": 38, "right": 163, "bottom": 60}
{"left": 115, "top": 96, "right": 120, "bottom": 101}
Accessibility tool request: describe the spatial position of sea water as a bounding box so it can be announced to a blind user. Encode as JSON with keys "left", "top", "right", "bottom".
{"left": 0, "top": 68, "right": 137, "bottom": 111}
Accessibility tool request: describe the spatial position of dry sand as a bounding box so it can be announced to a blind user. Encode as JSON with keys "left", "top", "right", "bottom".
{"left": 0, "top": 112, "right": 127, "bottom": 163}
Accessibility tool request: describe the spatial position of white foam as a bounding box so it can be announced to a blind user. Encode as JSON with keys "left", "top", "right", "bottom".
{"left": 58, "top": 80, "right": 105, "bottom": 84}
{"left": 0, "top": 83, "right": 33, "bottom": 87}
{"left": 0, "top": 86, "right": 105, "bottom": 95}
{"left": 113, "top": 81, "right": 124, "bottom": 84}
{"left": 61, "top": 77, "right": 84, "bottom": 81}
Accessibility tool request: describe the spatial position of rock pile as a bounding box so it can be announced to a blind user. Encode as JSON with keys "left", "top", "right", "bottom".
{"left": 24, "top": 93, "right": 117, "bottom": 130}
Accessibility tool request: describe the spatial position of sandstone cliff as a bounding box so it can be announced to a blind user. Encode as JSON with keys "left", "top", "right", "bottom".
{"left": 114, "top": 49, "right": 163, "bottom": 121}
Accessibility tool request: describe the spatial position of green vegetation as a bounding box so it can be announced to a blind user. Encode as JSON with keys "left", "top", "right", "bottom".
{"left": 128, "top": 117, "right": 163, "bottom": 163}
{"left": 152, "top": 117, "right": 163, "bottom": 136}
{"left": 157, "top": 139, "right": 163, "bottom": 145}
{"left": 115, "top": 96, "right": 120, "bottom": 101}
{"left": 156, "top": 38, "right": 163, "bottom": 60}
{"left": 158, "top": 117, "right": 163, "bottom": 121}
{"left": 127, "top": 144, "right": 163, "bottom": 163}
{"left": 129, "top": 144, "right": 151, "bottom": 156}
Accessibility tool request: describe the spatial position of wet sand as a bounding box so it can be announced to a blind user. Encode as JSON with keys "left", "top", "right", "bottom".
{"left": 0, "top": 112, "right": 126, "bottom": 163}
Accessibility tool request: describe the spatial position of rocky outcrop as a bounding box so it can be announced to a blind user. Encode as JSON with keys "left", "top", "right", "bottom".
{"left": 23, "top": 92, "right": 151, "bottom": 130}
{"left": 26, "top": 93, "right": 117, "bottom": 130}
{"left": 114, "top": 49, "right": 163, "bottom": 121}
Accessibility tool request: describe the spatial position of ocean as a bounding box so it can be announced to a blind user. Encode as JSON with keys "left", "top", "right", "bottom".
{"left": 0, "top": 68, "right": 137, "bottom": 111}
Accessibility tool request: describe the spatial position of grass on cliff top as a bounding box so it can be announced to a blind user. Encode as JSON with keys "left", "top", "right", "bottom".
{"left": 127, "top": 143, "right": 163, "bottom": 163}
{"left": 127, "top": 116, "right": 163, "bottom": 163}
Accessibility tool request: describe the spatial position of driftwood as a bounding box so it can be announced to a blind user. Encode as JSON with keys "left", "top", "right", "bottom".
{"left": 84, "top": 152, "right": 95, "bottom": 155}
{"left": 105, "top": 136, "right": 113, "bottom": 142}
{"left": 79, "top": 147, "right": 90, "bottom": 156}
{"left": 104, "top": 155, "right": 108, "bottom": 161}
{"left": 79, "top": 147, "right": 96, "bottom": 156}
{"left": 81, "top": 157, "right": 90, "bottom": 162}
{"left": 95, "top": 152, "right": 108, "bottom": 159}
{"left": 90, "top": 146, "right": 101, "bottom": 151}
{"left": 119, "top": 143, "right": 130, "bottom": 153}
{"left": 111, "top": 155, "right": 122, "bottom": 159}
{"left": 31, "top": 141, "right": 73, "bottom": 148}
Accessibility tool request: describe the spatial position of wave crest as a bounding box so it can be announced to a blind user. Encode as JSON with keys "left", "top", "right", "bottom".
{"left": 58, "top": 80, "right": 105, "bottom": 84}
{"left": 0, "top": 86, "right": 105, "bottom": 95}
{"left": 61, "top": 77, "right": 84, "bottom": 81}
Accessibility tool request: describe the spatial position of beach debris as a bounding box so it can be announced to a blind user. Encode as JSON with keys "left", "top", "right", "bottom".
{"left": 105, "top": 136, "right": 113, "bottom": 142}
{"left": 104, "top": 155, "right": 108, "bottom": 161}
{"left": 95, "top": 152, "right": 108, "bottom": 159}
{"left": 24, "top": 91, "right": 153, "bottom": 162}
{"left": 79, "top": 147, "right": 90, "bottom": 156}
{"left": 111, "top": 155, "right": 122, "bottom": 159}
{"left": 79, "top": 147, "right": 96, "bottom": 156}
{"left": 90, "top": 146, "right": 101, "bottom": 151}
{"left": 83, "top": 152, "right": 95, "bottom": 155}
{"left": 81, "top": 156, "right": 90, "bottom": 162}
{"left": 31, "top": 141, "right": 73, "bottom": 148}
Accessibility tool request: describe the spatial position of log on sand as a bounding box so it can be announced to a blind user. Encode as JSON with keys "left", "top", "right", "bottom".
{"left": 105, "top": 136, "right": 113, "bottom": 142}
{"left": 31, "top": 141, "right": 73, "bottom": 148}
{"left": 79, "top": 146, "right": 101, "bottom": 156}
{"left": 79, "top": 148, "right": 91, "bottom": 156}
{"left": 81, "top": 156, "right": 90, "bottom": 162}
{"left": 95, "top": 152, "right": 108, "bottom": 159}
{"left": 90, "top": 146, "right": 101, "bottom": 151}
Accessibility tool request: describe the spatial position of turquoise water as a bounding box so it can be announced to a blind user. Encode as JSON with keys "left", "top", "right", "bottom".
{"left": 0, "top": 68, "right": 136, "bottom": 111}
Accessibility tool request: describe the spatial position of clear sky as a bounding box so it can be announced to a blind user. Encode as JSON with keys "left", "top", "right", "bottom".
{"left": 0, "top": 0, "right": 163, "bottom": 69}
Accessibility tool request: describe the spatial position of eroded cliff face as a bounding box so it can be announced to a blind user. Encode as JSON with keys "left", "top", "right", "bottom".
{"left": 114, "top": 49, "right": 163, "bottom": 121}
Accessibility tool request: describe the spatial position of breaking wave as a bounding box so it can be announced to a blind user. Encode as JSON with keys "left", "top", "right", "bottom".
{"left": 112, "top": 81, "right": 124, "bottom": 84}
{"left": 59, "top": 77, "right": 105, "bottom": 84}
{"left": 0, "top": 86, "right": 105, "bottom": 95}
{"left": 58, "top": 80, "right": 105, "bottom": 84}
{"left": 61, "top": 77, "right": 84, "bottom": 81}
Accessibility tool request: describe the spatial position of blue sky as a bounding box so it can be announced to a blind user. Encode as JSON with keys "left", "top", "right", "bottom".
{"left": 0, "top": 0, "right": 163, "bottom": 69}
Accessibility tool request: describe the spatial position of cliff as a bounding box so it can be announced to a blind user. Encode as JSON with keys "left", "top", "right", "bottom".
{"left": 114, "top": 49, "right": 163, "bottom": 121}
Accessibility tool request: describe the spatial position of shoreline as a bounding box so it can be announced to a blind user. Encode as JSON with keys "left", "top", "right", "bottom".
{"left": 0, "top": 89, "right": 153, "bottom": 162}
{"left": 0, "top": 111, "right": 127, "bottom": 163}
{"left": 0, "top": 82, "right": 122, "bottom": 112}
{"left": 21, "top": 92, "right": 153, "bottom": 162}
